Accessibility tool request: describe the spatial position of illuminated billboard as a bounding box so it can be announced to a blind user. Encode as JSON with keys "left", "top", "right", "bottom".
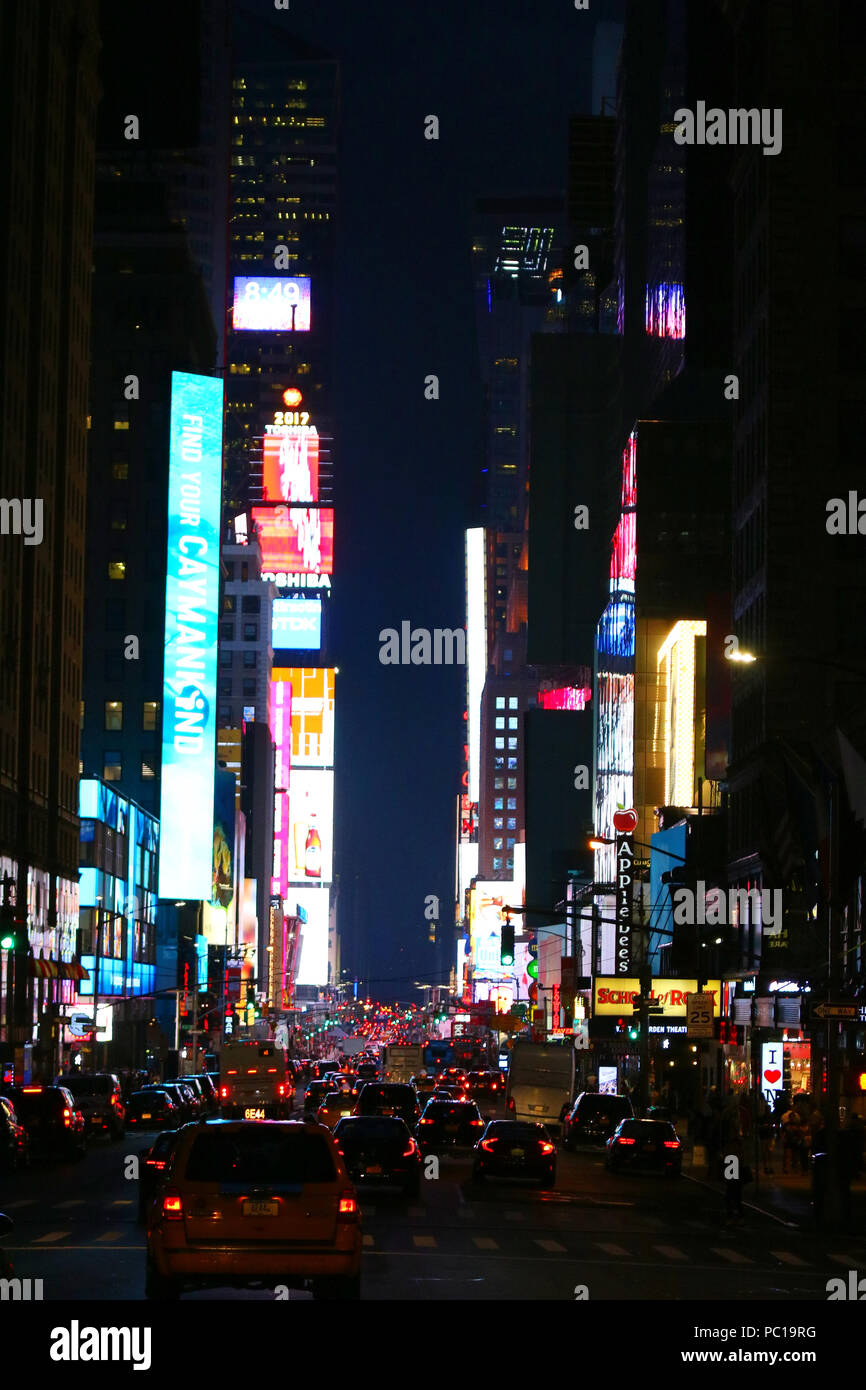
{"left": 272, "top": 598, "right": 322, "bottom": 651}
{"left": 273, "top": 666, "right": 335, "bottom": 767}
{"left": 465, "top": 528, "right": 486, "bottom": 802}
{"left": 158, "top": 371, "right": 223, "bottom": 900}
{"left": 232, "top": 276, "right": 311, "bottom": 332}
{"left": 270, "top": 679, "right": 292, "bottom": 901}
{"left": 288, "top": 768, "right": 334, "bottom": 883}
{"left": 251, "top": 506, "right": 334, "bottom": 575}
{"left": 469, "top": 882, "right": 518, "bottom": 984}
{"left": 262, "top": 427, "right": 319, "bottom": 504}
{"left": 292, "top": 886, "right": 329, "bottom": 986}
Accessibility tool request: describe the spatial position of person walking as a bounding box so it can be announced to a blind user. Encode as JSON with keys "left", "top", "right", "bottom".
{"left": 781, "top": 1103, "right": 806, "bottom": 1175}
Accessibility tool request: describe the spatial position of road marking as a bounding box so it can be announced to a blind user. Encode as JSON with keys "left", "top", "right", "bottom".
{"left": 412, "top": 1234, "right": 437, "bottom": 1248}
{"left": 33, "top": 1231, "right": 71, "bottom": 1244}
{"left": 535, "top": 1238, "right": 566, "bottom": 1253}
{"left": 654, "top": 1245, "right": 689, "bottom": 1261}
{"left": 54, "top": 1200, "right": 84, "bottom": 1208}
{"left": 94, "top": 1230, "right": 123, "bottom": 1243}
{"left": 709, "top": 1247, "right": 753, "bottom": 1264}
{"left": 111, "top": 1200, "right": 134, "bottom": 1207}
{"left": 595, "top": 1242, "right": 630, "bottom": 1257}
{"left": 473, "top": 1236, "right": 499, "bottom": 1250}
{"left": 362, "top": 1234, "right": 375, "bottom": 1247}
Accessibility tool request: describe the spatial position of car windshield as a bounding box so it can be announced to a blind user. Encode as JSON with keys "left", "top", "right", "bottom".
{"left": 619, "top": 1120, "right": 676, "bottom": 1139}
{"left": 184, "top": 1126, "right": 337, "bottom": 1184}
{"left": 336, "top": 1117, "right": 407, "bottom": 1139}
{"left": 58, "top": 1076, "right": 110, "bottom": 1095}
{"left": 363, "top": 1087, "right": 412, "bottom": 1103}
{"left": 488, "top": 1123, "right": 546, "bottom": 1139}
{"left": 427, "top": 1103, "right": 477, "bottom": 1120}
{"left": 11, "top": 1089, "right": 63, "bottom": 1116}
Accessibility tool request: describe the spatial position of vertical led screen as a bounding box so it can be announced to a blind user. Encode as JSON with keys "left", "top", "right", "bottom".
{"left": 270, "top": 679, "right": 292, "bottom": 901}
{"left": 292, "top": 887, "right": 330, "bottom": 987}
{"left": 262, "top": 427, "right": 319, "bottom": 504}
{"left": 158, "top": 371, "right": 223, "bottom": 899}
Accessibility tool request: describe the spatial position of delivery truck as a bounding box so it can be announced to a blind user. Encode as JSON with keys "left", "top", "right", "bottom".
{"left": 505, "top": 1040, "right": 575, "bottom": 1132}
{"left": 381, "top": 1043, "right": 424, "bottom": 1082}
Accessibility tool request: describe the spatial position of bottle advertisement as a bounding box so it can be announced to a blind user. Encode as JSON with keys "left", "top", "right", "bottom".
{"left": 288, "top": 769, "right": 333, "bottom": 883}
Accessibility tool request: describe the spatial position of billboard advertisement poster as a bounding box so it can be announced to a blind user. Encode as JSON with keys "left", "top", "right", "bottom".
{"left": 158, "top": 371, "right": 223, "bottom": 899}
{"left": 262, "top": 427, "right": 318, "bottom": 504}
{"left": 288, "top": 768, "right": 334, "bottom": 883}
{"left": 292, "top": 886, "right": 329, "bottom": 986}
{"left": 272, "top": 598, "right": 323, "bottom": 651}
{"left": 251, "top": 506, "right": 334, "bottom": 575}
{"left": 273, "top": 666, "right": 335, "bottom": 767}
{"left": 270, "top": 678, "right": 292, "bottom": 900}
{"left": 232, "top": 276, "right": 311, "bottom": 332}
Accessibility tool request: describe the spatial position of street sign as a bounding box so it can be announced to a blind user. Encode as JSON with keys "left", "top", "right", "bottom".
{"left": 811, "top": 1001, "right": 862, "bottom": 1021}
{"left": 68, "top": 1014, "right": 94, "bottom": 1038}
{"left": 686, "top": 992, "right": 714, "bottom": 1038}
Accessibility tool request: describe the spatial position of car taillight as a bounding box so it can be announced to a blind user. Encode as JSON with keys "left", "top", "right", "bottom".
{"left": 62, "top": 1107, "right": 72, "bottom": 1126}
{"left": 470, "top": 1119, "right": 483, "bottom": 1127}
{"left": 219, "top": 1086, "right": 229, "bottom": 1099}
{"left": 337, "top": 1192, "right": 358, "bottom": 1218}
{"left": 161, "top": 1191, "right": 184, "bottom": 1220}
{"left": 539, "top": 1141, "right": 555, "bottom": 1154}
{"left": 419, "top": 1118, "right": 433, "bottom": 1125}
{"left": 506, "top": 1097, "right": 515, "bottom": 1112}
{"left": 402, "top": 1140, "right": 417, "bottom": 1157}
{"left": 617, "top": 1137, "right": 636, "bottom": 1146}
{"left": 146, "top": 1159, "right": 167, "bottom": 1170}
{"left": 278, "top": 1083, "right": 287, "bottom": 1097}
{"left": 480, "top": 1138, "right": 497, "bottom": 1153}
{"left": 663, "top": 1140, "right": 680, "bottom": 1149}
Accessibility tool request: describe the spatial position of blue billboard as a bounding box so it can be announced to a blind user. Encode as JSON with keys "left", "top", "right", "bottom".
{"left": 158, "top": 372, "right": 224, "bottom": 900}
{"left": 272, "top": 597, "right": 322, "bottom": 650}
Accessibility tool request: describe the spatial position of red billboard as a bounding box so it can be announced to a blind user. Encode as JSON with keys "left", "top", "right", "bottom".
{"left": 251, "top": 506, "right": 334, "bottom": 575}
{"left": 262, "top": 428, "right": 319, "bottom": 505}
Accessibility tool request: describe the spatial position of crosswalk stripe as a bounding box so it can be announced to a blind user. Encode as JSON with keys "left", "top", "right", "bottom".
{"left": 653, "top": 1245, "right": 689, "bottom": 1261}
{"left": 771, "top": 1250, "right": 810, "bottom": 1267}
{"left": 33, "top": 1231, "right": 71, "bottom": 1244}
{"left": 94, "top": 1230, "right": 123, "bottom": 1243}
{"left": 412, "top": 1234, "right": 437, "bottom": 1248}
{"left": 596, "top": 1242, "right": 630, "bottom": 1257}
{"left": 362, "top": 1234, "right": 375, "bottom": 1247}
{"left": 473, "top": 1237, "right": 498, "bottom": 1250}
{"left": 535, "top": 1239, "right": 566, "bottom": 1253}
{"left": 709, "top": 1247, "right": 753, "bottom": 1264}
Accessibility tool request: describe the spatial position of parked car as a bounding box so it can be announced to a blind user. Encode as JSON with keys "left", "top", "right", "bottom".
{"left": 473, "top": 1119, "right": 556, "bottom": 1187}
{"left": 561, "top": 1093, "right": 634, "bottom": 1150}
{"left": 605, "top": 1118, "right": 683, "bottom": 1176}
{"left": 126, "top": 1089, "right": 182, "bottom": 1132}
{"left": 55, "top": 1072, "right": 125, "bottom": 1140}
{"left": 333, "top": 1116, "right": 421, "bottom": 1197}
{"left": 0, "top": 1094, "right": 29, "bottom": 1171}
{"left": 145, "top": 1119, "right": 362, "bottom": 1300}
{"left": 3, "top": 1085, "right": 87, "bottom": 1161}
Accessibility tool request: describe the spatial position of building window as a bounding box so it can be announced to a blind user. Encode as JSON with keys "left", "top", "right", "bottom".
{"left": 509, "top": 697, "right": 518, "bottom": 709}
{"left": 218, "top": 706, "right": 232, "bottom": 725}
{"left": 494, "top": 818, "right": 503, "bottom": 829}
{"left": 242, "top": 596, "right": 261, "bottom": 613}
{"left": 108, "top": 560, "right": 126, "bottom": 580}
{"left": 113, "top": 411, "right": 129, "bottom": 430}
{"left": 508, "top": 738, "right": 517, "bottom": 749}
{"left": 104, "top": 751, "right": 122, "bottom": 782}
{"left": 495, "top": 718, "right": 505, "bottom": 729}
{"left": 507, "top": 818, "right": 516, "bottom": 830}
{"left": 494, "top": 798, "right": 503, "bottom": 810}
{"left": 142, "top": 701, "right": 159, "bottom": 731}
{"left": 506, "top": 837, "right": 516, "bottom": 848}
{"left": 508, "top": 718, "right": 518, "bottom": 729}
{"left": 507, "top": 798, "right": 517, "bottom": 810}
{"left": 492, "top": 857, "right": 503, "bottom": 870}
{"left": 219, "top": 678, "right": 233, "bottom": 697}
{"left": 223, "top": 594, "right": 236, "bottom": 612}
{"left": 242, "top": 651, "right": 257, "bottom": 669}
{"left": 241, "top": 562, "right": 249, "bottom": 581}
{"left": 242, "top": 678, "right": 256, "bottom": 696}
{"left": 80, "top": 701, "right": 85, "bottom": 730}
{"left": 220, "top": 621, "right": 234, "bottom": 641}
{"left": 494, "top": 778, "right": 504, "bottom": 789}
{"left": 504, "top": 650, "right": 513, "bottom": 661}
{"left": 495, "top": 697, "right": 505, "bottom": 709}
{"left": 243, "top": 623, "right": 258, "bottom": 641}
{"left": 507, "top": 777, "right": 517, "bottom": 789}
{"left": 224, "top": 562, "right": 235, "bottom": 580}
{"left": 494, "top": 757, "right": 505, "bottom": 770}
{"left": 141, "top": 757, "right": 156, "bottom": 780}
{"left": 493, "top": 839, "right": 503, "bottom": 851}
{"left": 111, "top": 505, "right": 127, "bottom": 531}
{"left": 508, "top": 757, "right": 518, "bottom": 770}
{"left": 112, "top": 461, "right": 128, "bottom": 481}
{"left": 219, "top": 650, "right": 232, "bottom": 669}
{"left": 494, "top": 738, "right": 504, "bottom": 750}
{"left": 104, "top": 701, "right": 122, "bottom": 731}
{"left": 506, "top": 857, "right": 513, "bottom": 871}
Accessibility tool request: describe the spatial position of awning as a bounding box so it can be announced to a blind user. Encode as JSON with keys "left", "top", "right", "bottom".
{"left": 29, "top": 955, "right": 90, "bottom": 981}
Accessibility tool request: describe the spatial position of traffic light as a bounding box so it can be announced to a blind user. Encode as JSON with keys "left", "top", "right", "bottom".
{"left": 614, "top": 1017, "right": 625, "bottom": 1034}
{"left": 627, "top": 1020, "right": 640, "bottom": 1041}
{"left": 500, "top": 919, "right": 515, "bottom": 967}
{"left": 0, "top": 905, "right": 19, "bottom": 951}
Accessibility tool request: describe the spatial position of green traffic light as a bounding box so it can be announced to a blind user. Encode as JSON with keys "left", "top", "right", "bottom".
{"left": 527, "top": 959, "right": 538, "bottom": 980}
{"left": 0, "top": 934, "right": 14, "bottom": 950}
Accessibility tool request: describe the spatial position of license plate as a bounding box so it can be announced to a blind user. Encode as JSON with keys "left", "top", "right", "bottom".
{"left": 528, "top": 1104, "right": 545, "bottom": 1113}
{"left": 141, "top": 1113, "right": 152, "bottom": 1120}
{"left": 242, "top": 1199, "right": 278, "bottom": 1217}
{"left": 244, "top": 1107, "right": 266, "bottom": 1120}
{"left": 366, "top": 1164, "right": 383, "bottom": 1174}
{"left": 445, "top": 1124, "right": 458, "bottom": 1133}
{"left": 642, "top": 1143, "right": 656, "bottom": 1152}
{"left": 510, "top": 1148, "right": 525, "bottom": 1158}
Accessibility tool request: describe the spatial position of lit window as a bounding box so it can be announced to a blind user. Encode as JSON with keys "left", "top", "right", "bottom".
{"left": 507, "top": 818, "right": 516, "bottom": 830}
{"left": 80, "top": 701, "right": 85, "bottom": 731}
{"left": 495, "top": 718, "right": 505, "bottom": 729}
{"left": 104, "top": 701, "right": 122, "bottom": 731}
{"left": 142, "top": 701, "right": 159, "bottom": 731}
{"left": 493, "top": 840, "right": 503, "bottom": 851}
{"left": 112, "top": 462, "right": 128, "bottom": 481}
{"left": 507, "top": 777, "right": 517, "bottom": 789}
{"left": 494, "top": 757, "right": 505, "bottom": 770}
{"left": 113, "top": 412, "right": 129, "bottom": 431}
{"left": 494, "top": 818, "right": 503, "bottom": 829}
{"left": 494, "top": 778, "right": 504, "bottom": 789}
{"left": 493, "top": 858, "right": 503, "bottom": 870}
{"left": 508, "top": 738, "right": 517, "bottom": 750}
{"left": 508, "top": 758, "right": 518, "bottom": 770}
{"left": 508, "top": 697, "right": 518, "bottom": 709}
{"left": 141, "top": 758, "right": 156, "bottom": 780}
{"left": 507, "top": 798, "right": 517, "bottom": 810}
{"left": 494, "top": 799, "right": 503, "bottom": 810}
{"left": 506, "top": 837, "right": 516, "bottom": 848}
{"left": 495, "top": 738, "right": 504, "bottom": 750}
{"left": 508, "top": 718, "right": 518, "bottom": 729}
{"left": 108, "top": 560, "right": 126, "bottom": 580}
{"left": 495, "top": 697, "right": 505, "bottom": 709}
{"left": 104, "top": 751, "right": 122, "bottom": 782}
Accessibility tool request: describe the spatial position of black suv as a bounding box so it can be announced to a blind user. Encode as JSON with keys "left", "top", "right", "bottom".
{"left": 561, "top": 1092, "right": 634, "bottom": 1149}
{"left": 353, "top": 1083, "right": 420, "bottom": 1128}
{"left": 3, "top": 1085, "right": 87, "bottom": 1161}
{"left": 56, "top": 1072, "right": 125, "bottom": 1139}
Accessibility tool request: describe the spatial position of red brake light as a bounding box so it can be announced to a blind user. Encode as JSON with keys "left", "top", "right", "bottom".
{"left": 617, "top": 1136, "right": 636, "bottom": 1145}
{"left": 480, "top": 1138, "right": 497, "bottom": 1153}
{"left": 278, "top": 1083, "right": 287, "bottom": 1096}
{"left": 338, "top": 1192, "right": 358, "bottom": 1218}
{"left": 402, "top": 1140, "right": 417, "bottom": 1157}
{"left": 62, "top": 1107, "right": 72, "bottom": 1126}
{"left": 663, "top": 1140, "right": 680, "bottom": 1149}
{"left": 539, "top": 1141, "right": 555, "bottom": 1154}
{"left": 22, "top": 1086, "right": 43, "bottom": 1093}
{"left": 162, "top": 1191, "right": 183, "bottom": 1220}
{"left": 146, "top": 1158, "right": 167, "bottom": 1170}
{"left": 219, "top": 1086, "right": 229, "bottom": 1099}
{"left": 419, "top": 1118, "right": 433, "bottom": 1125}
{"left": 470, "top": 1119, "right": 483, "bottom": 1126}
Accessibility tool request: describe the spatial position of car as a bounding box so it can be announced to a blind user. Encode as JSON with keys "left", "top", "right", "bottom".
{"left": 138, "top": 1130, "right": 182, "bottom": 1220}
{"left": 163, "top": 1080, "right": 204, "bottom": 1122}
{"left": 468, "top": 1070, "right": 503, "bottom": 1098}
{"left": 2, "top": 1085, "right": 87, "bottom": 1161}
{"left": 154, "top": 1083, "right": 197, "bottom": 1125}
{"left": 303, "top": 1080, "right": 335, "bottom": 1113}
{"left": 55, "top": 1072, "right": 125, "bottom": 1139}
{"left": 355, "top": 1063, "right": 379, "bottom": 1081}
{"left": 605, "top": 1118, "right": 683, "bottom": 1176}
{"left": 432, "top": 1087, "right": 456, "bottom": 1100}
{"left": 0, "top": 1212, "right": 13, "bottom": 1280}
{"left": 436, "top": 1068, "right": 470, "bottom": 1093}
{"left": 353, "top": 1083, "right": 420, "bottom": 1129}
{"left": 188, "top": 1073, "right": 220, "bottom": 1113}
{"left": 145, "top": 1119, "right": 362, "bottom": 1301}
{"left": 317, "top": 1091, "right": 356, "bottom": 1129}
{"left": 416, "top": 1099, "right": 485, "bottom": 1152}
{"left": 126, "top": 1089, "right": 182, "bottom": 1131}
{"left": 561, "top": 1093, "right": 634, "bottom": 1150}
{"left": 0, "top": 1094, "right": 29, "bottom": 1171}
{"left": 473, "top": 1120, "right": 556, "bottom": 1187}
{"left": 333, "top": 1115, "right": 422, "bottom": 1197}
{"left": 411, "top": 1074, "right": 438, "bottom": 1105}
{"left": 171, "top": 1075, "right": 213, "bottom": 1115}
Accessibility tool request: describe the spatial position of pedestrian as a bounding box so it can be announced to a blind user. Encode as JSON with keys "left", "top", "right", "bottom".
{"left": 757, "top": 1097, "right": 775, "bottom": 1175}
{"left": 781, "top": 1103, "right": 807, "bottom": 1175}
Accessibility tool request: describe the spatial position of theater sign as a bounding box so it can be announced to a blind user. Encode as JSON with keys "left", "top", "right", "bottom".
{"left": 594, "top": 977, "right": 722, "bottom": 1017}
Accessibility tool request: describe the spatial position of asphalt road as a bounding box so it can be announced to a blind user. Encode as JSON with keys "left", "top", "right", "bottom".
{"left": 3, "top": 1112, "right": 865, "bottom": 1302}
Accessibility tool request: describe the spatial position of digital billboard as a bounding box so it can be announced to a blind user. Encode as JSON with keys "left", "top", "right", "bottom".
{"left": 158, "top": 371, "right": 223, "bottom": 900}
{"left": 251, "top": 506, "right": 334, "bottom": 575}
{"left": 270, "top": 678, "right": 292, "bottom": 901}
{"left": 292, "top": 886, "right": 330, "bottom": 986}
{"left": 273, "top": 666, "right": 335, "bottom": 767}
{"left": 272, "top": 598, "right": 322, "bottom": 651}
{"left": 263, "top": 427, "right": 318, "bottom": 504}
{"left": 232, "top": 276, "right": 311, "bottom": 332}
{"left": 288, "top": 768, "right": 334, "bottom": 883}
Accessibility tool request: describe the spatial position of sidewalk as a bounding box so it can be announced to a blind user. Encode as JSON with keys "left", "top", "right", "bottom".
{"left": 684, "top": 1151, "right": 866, "bottom": 1233}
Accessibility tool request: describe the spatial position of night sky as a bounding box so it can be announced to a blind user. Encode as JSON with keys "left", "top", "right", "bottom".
{"left": 238, "top": 0, "right": 624, "bottom": 995}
